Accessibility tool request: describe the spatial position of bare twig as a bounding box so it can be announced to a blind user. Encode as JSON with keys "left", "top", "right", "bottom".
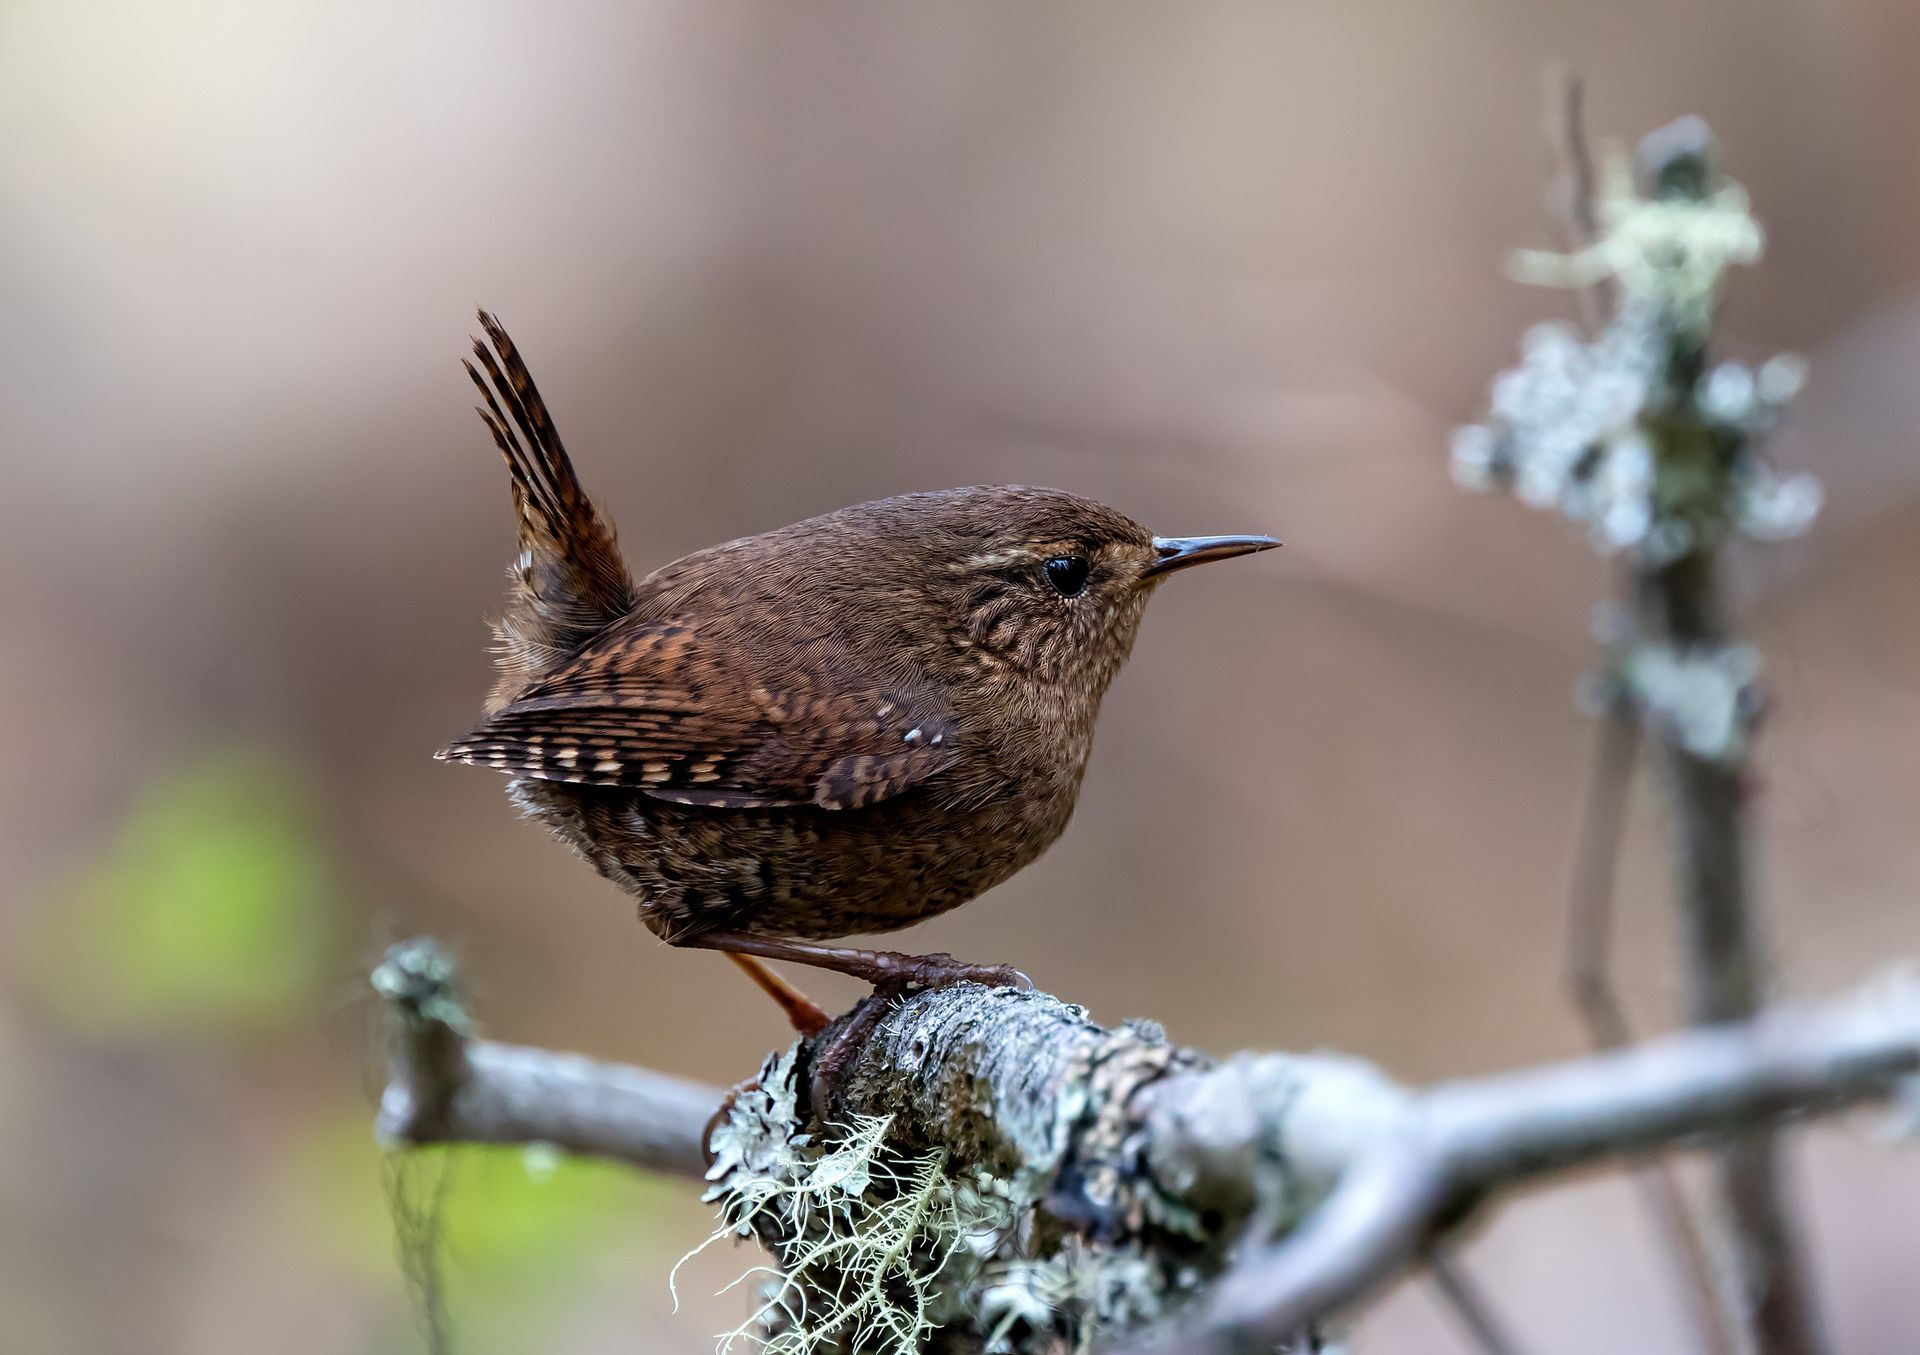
{"left": 1565, "top": 692, "right": 1738, "bottom": 1355}
{"left": 372, "top": 938, "right": 720, "bottom": 1180}
{"left": 1541, "top": 64, "right": 1607, "bottom": 328}
{"left": 1564, "top": 695, "right": 1642, "bottom": 1050}
{"left": 1628, "top": 1156, "right": 1740, "bottom": 1355}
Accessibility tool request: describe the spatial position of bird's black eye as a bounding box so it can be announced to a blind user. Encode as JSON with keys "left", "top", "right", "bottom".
{"left": 1043, "top": 555, "right": 1091, "bottom": 597}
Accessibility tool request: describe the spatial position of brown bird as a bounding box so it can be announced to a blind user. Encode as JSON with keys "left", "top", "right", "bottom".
{"left": 440, "top": 312, "right": 1277, "bottom": 1032}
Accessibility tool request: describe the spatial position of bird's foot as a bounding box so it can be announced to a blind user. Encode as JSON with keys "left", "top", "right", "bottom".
{"left": 691, "top": 931, "right": 1031, "bottom": 997}
{"left": 870, "top": 950, "right": 1033, "bottom": 993}
{"left": 746, "top": 950, "right": 1030, "bottom": 1122}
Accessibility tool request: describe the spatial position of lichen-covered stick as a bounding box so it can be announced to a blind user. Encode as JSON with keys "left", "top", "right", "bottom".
{"left": 1538, "top": 79, "right": 1736, "bottom": 1355}
{"left": 370, "top": 943, "right": 1920, "bottom": 1355}
{"left": 1454, "top": 114, "right": 1827, "bottom": 1355}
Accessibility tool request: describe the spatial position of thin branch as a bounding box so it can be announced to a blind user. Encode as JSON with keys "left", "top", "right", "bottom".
{"left": 1496, "top": 105, "right": 1829, "bottom": 1355}
{"left": 1547, "top": 76, "right": 1740, "bottom": 1339}
{"left": 1641, "top": 551, "right": 1825, "bottom": 1355}
{"left": 372, "top": 938, "right": 720, "bottom": 1180}
{"left": 1628, "top": 1157, "right": 1740, "bottom": 1355}
{"left": 1541, "top": 64, "right": 1607, "bottom": 328}
{"left": 1565, "top": 692, "right": 1738, "bottom": 1355}
{"left": 1564, "top": 695, "right": 1642, "bottom": 1051}
{"left": 1117, "top": 979, "right": 1920, "bottom": 1355}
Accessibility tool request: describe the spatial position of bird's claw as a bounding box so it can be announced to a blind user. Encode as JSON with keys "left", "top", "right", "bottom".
{"left": 891, "top": 952, "right": 1033, "bottom": 992}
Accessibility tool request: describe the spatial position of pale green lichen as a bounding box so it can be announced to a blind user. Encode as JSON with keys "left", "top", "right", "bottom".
{"left": 372, "top": 937, "right": 473, "bottom": 1036}
{"left": 1511, "top": 139, "right": 1762, "bottom": 336}
{"left": 1452, "top": 118, "right": 1820, "bottom": 567}
{"left": 688, "top": 1038, "right": 1219, "bottom": 1354}
{"left": 683, "top": 998, "right": 1379, "bottom": 1353}
{"left": 1453, "top": 115, "right": 1821, "bottom": 778}
{"left": 975, "top": 1244, "right": 1175, "bottom": 1354}
{"left": 685, "top": 1049, "right": 1022, "bottom": 1354}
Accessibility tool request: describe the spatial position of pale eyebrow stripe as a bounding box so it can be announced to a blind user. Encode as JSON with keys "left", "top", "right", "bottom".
{"left": 953, "top": 541, "right": 1098, "bottom": 572}
{"left": 952, "top": 547, "right": 1033, "bottom": 572}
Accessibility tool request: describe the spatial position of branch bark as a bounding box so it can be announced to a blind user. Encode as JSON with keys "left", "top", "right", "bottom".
{"left": 1639, "top": 529, "right": 1824, "bottom": 1355}
{"left": 1119, "top": 978, "right": 1918, "bottom": 1354}
{"left": 372, "top": 938, "right": 720, "bottom": 1180}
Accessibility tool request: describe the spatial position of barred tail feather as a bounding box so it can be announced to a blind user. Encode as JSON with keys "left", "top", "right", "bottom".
{"left": 463, "top": 310, "right": 634, "bottom": 703}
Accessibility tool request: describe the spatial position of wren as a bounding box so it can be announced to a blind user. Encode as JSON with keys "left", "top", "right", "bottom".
{"left": 439, "top": 313, "right": 1277, "bottom": 1031}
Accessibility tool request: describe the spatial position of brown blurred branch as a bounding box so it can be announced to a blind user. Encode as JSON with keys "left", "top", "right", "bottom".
{"left": 1547, "top": 74, "right": 1738, "bottom": 1350}
{"left": 1484, "top": 100, "right": 1831, "bottom": 1355}
{"left": 1622, "top": 120, "right": 1824, "bottom": 1355}
{"left": 1639, "top": 548, "right": 1825, "bottom": 1355}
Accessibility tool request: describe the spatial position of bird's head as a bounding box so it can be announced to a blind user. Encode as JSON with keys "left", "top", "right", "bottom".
{"left": 816, "top": 486, "right": 1278, "bottom": 693}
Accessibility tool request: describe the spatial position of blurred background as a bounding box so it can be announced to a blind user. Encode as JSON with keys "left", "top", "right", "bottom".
{"left": 5, "top": 2, "right": 1919, "bottom": 1351}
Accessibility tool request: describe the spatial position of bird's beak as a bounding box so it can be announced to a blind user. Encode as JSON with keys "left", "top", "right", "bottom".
{"left": 1141, "top": 533, "right": 1281, "bottom": 581}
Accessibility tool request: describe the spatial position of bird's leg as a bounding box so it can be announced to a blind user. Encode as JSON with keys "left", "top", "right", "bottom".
{"left": 725, "top": 953, "right": 831, "bottom": 1037}
{"left": 688, "top": 931, "right": 1033, "bottom": 993}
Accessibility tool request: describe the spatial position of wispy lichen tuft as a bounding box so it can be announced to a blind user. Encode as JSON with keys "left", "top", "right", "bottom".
{"left": 688, "top": 1049, "right": 1020, "bottom": 1354}
{"left": 688, "top": 1023, "right": 1232, "bottom": 1354}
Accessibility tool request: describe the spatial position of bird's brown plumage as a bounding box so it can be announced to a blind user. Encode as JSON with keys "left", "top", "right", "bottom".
{"left": 441, "top": 313, "right": 1276, "bottom": 996}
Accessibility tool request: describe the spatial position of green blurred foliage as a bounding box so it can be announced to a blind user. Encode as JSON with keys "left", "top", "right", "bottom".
{"left": 295, "top": 1114, "right": 678, "bottom": 1354}
{"left": 27, "top": 744, "right": 336, "bottom": 1040}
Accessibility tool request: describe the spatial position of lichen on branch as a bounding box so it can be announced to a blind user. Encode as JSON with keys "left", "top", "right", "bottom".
{"left": 1452, "top": 117, "right": 1819, "bottom": 573}
{"left": 692, "top": 986, "right": 1388, "bottom": 1354}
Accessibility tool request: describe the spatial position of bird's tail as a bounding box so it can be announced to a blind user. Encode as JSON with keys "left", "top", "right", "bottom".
{"left": 464, "top": 311, "right": 634, "bottom": 705}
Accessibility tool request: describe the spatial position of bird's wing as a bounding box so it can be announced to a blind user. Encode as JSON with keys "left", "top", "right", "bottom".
{"left": 436, "top": 617, "right": 960, "bottom": 810}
